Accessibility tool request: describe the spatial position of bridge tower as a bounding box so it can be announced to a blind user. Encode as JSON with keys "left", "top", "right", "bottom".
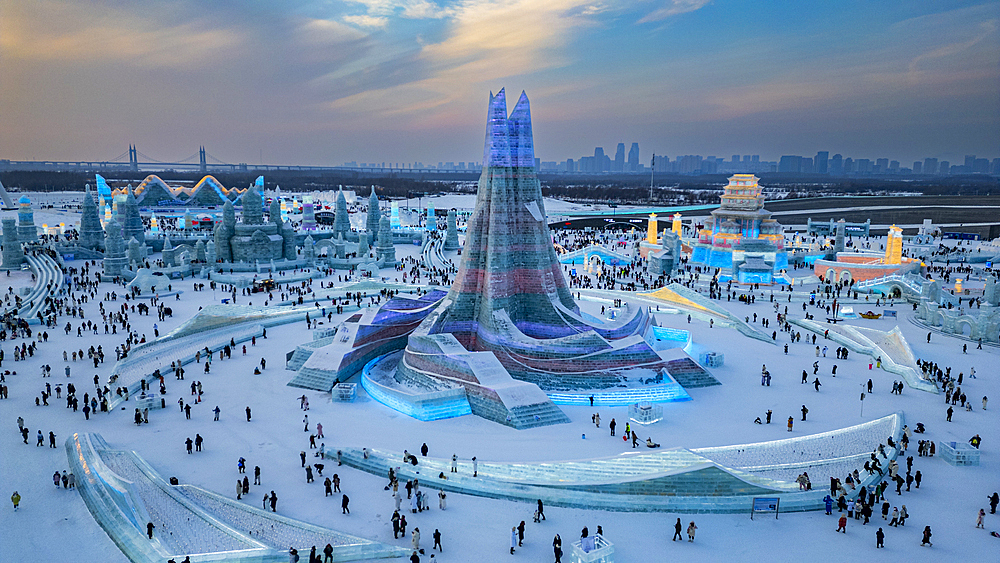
{"left": 128, "top": 145, "right": 138, "bottom": 172}
{"left": 199, "top": 146, "right": 207, "bottom": 174}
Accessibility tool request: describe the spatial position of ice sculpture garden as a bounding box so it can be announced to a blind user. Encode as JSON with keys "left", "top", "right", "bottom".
{"left": 1, "top": 90, "right": 996, "bottom": 563}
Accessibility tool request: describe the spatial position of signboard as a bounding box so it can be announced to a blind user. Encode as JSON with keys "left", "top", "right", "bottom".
{"left": 751, "top": 497, "right": 780, "bottom": 519}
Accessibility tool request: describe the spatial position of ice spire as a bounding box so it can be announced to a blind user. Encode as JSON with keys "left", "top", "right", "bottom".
{"left": 508, "top": 91, "right": 534, "bottom": 168}
{"left": 482, "top": 88, "right": 510, "bottom": 167}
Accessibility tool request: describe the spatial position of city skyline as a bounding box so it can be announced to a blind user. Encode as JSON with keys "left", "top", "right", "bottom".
{"left": 1, "top": 0, "right": 998, "bottom": 166}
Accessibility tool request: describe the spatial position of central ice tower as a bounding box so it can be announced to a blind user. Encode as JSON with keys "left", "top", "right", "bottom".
{"left": 436, "top": 89, "right": 579, "bottom": 344}
{"left": 383, "top": 90, "right": 675, "bottom": 428}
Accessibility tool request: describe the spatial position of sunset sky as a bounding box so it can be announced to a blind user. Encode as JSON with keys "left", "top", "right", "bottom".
{"left": 1, "top": 0, "right": 997, "bottom": 166}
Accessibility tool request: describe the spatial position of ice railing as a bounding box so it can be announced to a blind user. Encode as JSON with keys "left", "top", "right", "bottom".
{"left": 175, "top": 486, "right": 407, "bottom": 559}
{"left": 67, "top": 433, "right": 410, "bottom": 563}
{"left": 789, "top": 318, "right": 935, "bottom": 393}
{"left": 332, "top": 413, "right": 900, "bottom": 489}
{"left": 5, "top": 252, "right": 64, "bottom": 321}
{"left": 695, "top": 413, "right": 902, "bottom": 482}
{"left": 109, "top": 324, "right": 263, "bottom": 406}
{"left": 855, "top": 273, "right": 922, "bottom": 294}
{"left": 99, "top": 451, "right": 260, "bottom": 556}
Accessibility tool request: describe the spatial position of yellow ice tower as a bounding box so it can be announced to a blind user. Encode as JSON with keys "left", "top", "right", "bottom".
{"left": 884, "top": 225, "right": 903, "bottom": 265}
{"left": 647, "top": 213, "right": 658, "bottom": 244}
{"left": 672, "top": 213, "right": 682, "bottom": 235}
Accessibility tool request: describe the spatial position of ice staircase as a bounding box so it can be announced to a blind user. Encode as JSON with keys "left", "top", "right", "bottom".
{"left": 285, "top": 334, "right": 339, "bottom": 371}
{"left": 507, "top": 402, "right": 575, "bottom": 429}
{"left": 664, "top": 357, "right": 721, "bottom": 388}
{"left": 288, "top": 365, "right": 344, "bottom": 391}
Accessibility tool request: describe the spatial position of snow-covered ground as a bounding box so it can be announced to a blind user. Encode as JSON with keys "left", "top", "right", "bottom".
{"left": 0, "top": 234, "right": 997, "bottom": 563}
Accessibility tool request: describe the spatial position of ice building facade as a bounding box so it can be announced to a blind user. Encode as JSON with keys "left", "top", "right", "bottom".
{"left": 96, "top": 173, "right": 248, "bottom": 206}
{"left": 691, "top": 174, "right": 787, "bottom": 283}
{"left": 213, "top": 184, "right": 296, "bottom": 263}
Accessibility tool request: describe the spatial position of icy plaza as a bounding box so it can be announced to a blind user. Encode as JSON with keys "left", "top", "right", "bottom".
{"left": 1, "top": 94, "right": 998, "bottom": 563}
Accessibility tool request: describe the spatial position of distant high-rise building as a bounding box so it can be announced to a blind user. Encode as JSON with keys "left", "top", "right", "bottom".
{"left": 843, "top": 157, "right": 855, "bottom": 174}
{"left": 627, "top": 143, "right": 639, "bottom": 172}
{"left": 613, "top": 143, "right": 625, "bottom": 172}
{"left": 965, "top": 155, "right": 977, "bottom": 168}
{"left": 889, "top": 160, "right": 899, "bottom": 171}
{"left": 923, "top": 158, "right": 938, "bottom": 175}
{"left": 830, "top": 154, "right": 843, "bottom": 175}
{"left": 814, "top": 151, "right": 829, "bottom": 174}
{"left": 876, "top": 158, "right": 889, "bottom": 173}
{"left": 592, "top": 147, "right": 610, "bottom": 172}
{"left": 778, "top": 155, "right": 802, "bottom": 173}
{"left": 912, "top": 161, "right": 923, "bottom": 174}
{"left": 801, "top": 157, "right": 814, "bottom": 174}
{"left": 856, "top": 159, "right": 872, "bottom": 174}
{"left": 939, "top": 161, "right": 950, "bottom": 175}
{"left": 677, "top": 155, "right": 702, "bottom": 174}
{"left": 973, "top": 158, "right": 989, "bottom": 174}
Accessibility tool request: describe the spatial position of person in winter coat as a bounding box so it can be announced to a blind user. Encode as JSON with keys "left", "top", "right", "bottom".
{"left": 836, "top": 515, "right": 847, "bottom": 533}
{"left": 976, "top": 508, "right": 986, "bottom": 528}
{"left": 686, "top": 521, "right": 697, "bottom": 542}
{"left": 889, "top": 507, "right": 899, "bottom": 526}
{"left": 921, "top": 526, "right": 932, "bottom": 546}
{"left": 672, "top": 518, "right": 683, "bottom": 541}
{"left": 438, "top": 490, "right": 447, "bottom": 510}
{"left": 323, "top": 543, "right": 334, "bottom": 563}
{"left": 341, "top": 494, "right": 350, "bottom": 514}
{"left": 787, "top": 417, "right": 794, "bottom": 432}
{"left": 324, "top": 478, "right": 332, "bottom": 496}
{"left": 991, "top": 492, "right": 999, "bottom": 514}
{"left": 11, "top": 491, "right": 20, "bottom": 510}
{"left": 432, "top": 528, "right": 442, "bottom": 552}
{"left": 517, "top": 520, "right": 526, "bottom": 546}
{"left": 876, "top": 527, "right": 885, "bottom": 548}
{"left": 510, "top": 526, "right": 518, "bottom": 554}
{"left": 411, "top": 528, "right": 420, "bottom": 552}
{"left": 409, "top": 551, "right": 419, "bottom": 563}
{"left": 824, "top": 495, "right": 833, "bottom": 514}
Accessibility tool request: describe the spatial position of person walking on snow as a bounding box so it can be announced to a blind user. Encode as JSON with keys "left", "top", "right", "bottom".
{"left": 510, "top": 526, "right": 517, "bottom": 554}
{"left": 11, "top": 491, "right": 20, "bottom": 511}
{"left": 836, "top": 515, "right": 847, "bottom": 533}
{"left": 672, "top": 518, "right": 682, "bottom": 541}
{"left": 686, "top": 521, "right": 697, "bottom": 542}
{"left": 976, "top": 508, "right": 985, "bottom": 528}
